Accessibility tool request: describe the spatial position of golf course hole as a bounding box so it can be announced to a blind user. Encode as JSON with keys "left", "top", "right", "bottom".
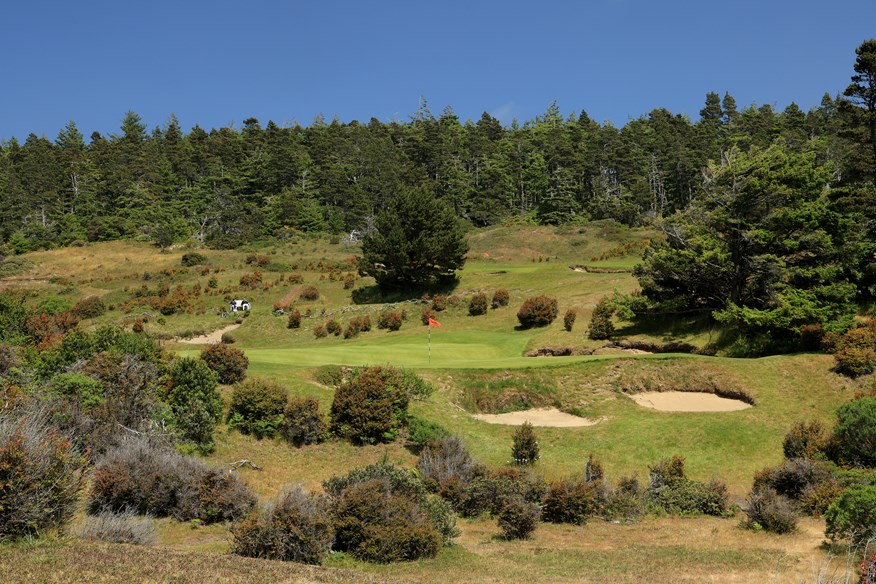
{"left": 629, "top": 391, "right": 752, "bottom": 412}
{"left": 472, "top": 407, "right": 600, "bottom": 427}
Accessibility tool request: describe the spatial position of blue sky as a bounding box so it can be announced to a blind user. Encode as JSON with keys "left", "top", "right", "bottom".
{"left": 3, "top": 0, "right": 875, "bottom": 141}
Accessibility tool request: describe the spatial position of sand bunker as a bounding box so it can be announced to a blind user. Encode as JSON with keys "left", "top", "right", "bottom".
{"left": 472, "top": 407, "right": 599, "bottom": 427}
{"left": 629, "top": 391, "right": 751, "bottom": 412}
{"left": 178, "top": 324, "right": 240, "bottom": 344}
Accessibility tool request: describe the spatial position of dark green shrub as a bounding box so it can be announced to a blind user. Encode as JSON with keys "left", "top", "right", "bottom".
{"left": 0, "top": 406, "right": 87, "bottom": 541}
{"left": 227, "top": 378, "right": 288, "bottom": 439}
{"left": 605, "top": 475, "right": 643, "bottom": 521}
{"left": 587, "top": 297, "right": 615, "bottom": 340}
{"left": 377, "top": 310, "right": 403, "bottom": 331}
{"left": 287, "top": 309, "right": 302, "bottom": 329}
{"left": 167, "top": 357, "right": 223, "bottom": 452}
{"left": 743, "top": 485, "right": 798, "bottom": 534}
{"left": 299, "top": 286, "right": 319, "bottom": 301}
{"left": 831, "top": 397, "right": 876, "bottom": 467}
{"left": 231, "top": 486, "right": 334, "bottom": 564}
{"left": 332, "top": 479, "right": 442, "bottom": 563}
{"left": 468, "top": 293, "right": 488, "bottom": 316}
{"left": 563, "top": 309, "right": 577, "bottom": 332}
{"left": 200, "top": 342, "right": 248, "bottom": 384}
{"left": 516, "top": 295, "right": 558, "bottom": 328}
{"left": 782, "top": 420, "right": 828, "bottom": 460}
{"left": 403, "top": 369, "right": 434, "bottom": 401}
{"left": 406, "top": 417, "right": 450, "bottom": 451}
{"left": 646, "top": 455, "right": 728, "bottom": 516}
{"left": 497, "top": 497, "right": 539, "bottom": 540}
{"left": 491, "top": 289, "right": 509, "bottom": 309}
{"left": 180, "top": 252, "right": 207, "bottom": 267}
{"left": 329, "top": 366, "right": 409, "bottom": 444}
{"left": 220, "top": 332, "right": 236, "bottom": 344}
{"left": 798, "top": 323, "right": 824, "bottom": 351}
{"left": 541, "top": 479, "right": 602, "bottom": 525}
{"left": 511, "top": 421, "right": 539, "bottom": 465}
{"left": 89, "top": 439, "right": 255, "bottom": 523}
{"left": 825, "top": 484, "right": 876, "bottom": 545}
{"left": 280, "top": 397, "right": 326, "bottom": 446}
{"left": 456, "top": 469, "right": 545, "bottom": 518}
{"left": 73, "top": 295, "right": 107, "bottom": 319}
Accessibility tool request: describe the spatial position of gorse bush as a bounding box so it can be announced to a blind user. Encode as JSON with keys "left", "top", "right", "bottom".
{"left": 279, "top": 397, "right": 326, "bottom": 446}
{"left": 511, "top": 421, "right": 539, "bottom": 465}
{"left": 497, "top": 497, "right": 540, "bottom": 540}
{"left": 491, "top": 289, "right": 509, "bottom": 309}
{"left": 0, "top": 405, "right": 87, "bottom": 541}
{"left": 782, "top": 420, "right": 828, "bottom": 460}
{"left": 79, "top": 509, "right": 156, "bottom": 546}
{"left": 516, "top": 295, "right": 558, "bottom": 328}
{"left": 180, "top": 252, "right": 207, "bottom": 267}
{"left": 89, "top": 439, "right": 255, "bottom": 523}
{"left": 199, "top": 342, "right": 248, "bottom": 384}
{"left": 330, "top": 366, "right": 410, "bottom": 444}
{"left": 468, "top": 293, "right": 488, "bottom": 316}
{"left": 227, "top": 378, "right": 288, "bottom": 439}
{"left": 377, "top": 310, "right": 403, "bottom": 331}
{"left": 743, "top": 485, "right": 798, "bottom": 534}
{"left": 830, "top": 397, "right": 876, "bottom": 467}
{"left": 73, "top": 295, "right": 107, "bottom": 319}
{"left": 563, "top": 308, "right": 577, "bottom": 331}
{"left": 231, "top": 485, "right": 334, "bottom": 564}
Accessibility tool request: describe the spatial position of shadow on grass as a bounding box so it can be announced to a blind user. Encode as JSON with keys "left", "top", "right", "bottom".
{"left": 351, "top": 278, "right": 462, "bottom": 305}
{"left": 614, "top": 311, "right": 719, "bottom": 343}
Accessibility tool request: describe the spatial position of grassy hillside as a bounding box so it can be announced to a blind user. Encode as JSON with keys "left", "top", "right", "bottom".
{"left": 0, "top": 223, "right": 863, "bottom": 583}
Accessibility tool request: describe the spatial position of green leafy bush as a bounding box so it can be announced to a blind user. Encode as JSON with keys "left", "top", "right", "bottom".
{"left": 497, "top": 497, "right": 540, "bottom": 540}
{"left": 231, "top": 485, "right": 334, "bottom": 564}
{"left": 743, "top": 485, "right": 798, "bottom": 534}
{"left": 645, "top": 455, "right": 728, "bottom": 516}
{"left": 468, "top": 293, "right": 488, "bottom": 316}
{"left": 280, "top": 397, "right": 326, "bottom": 446}
{"left": 228, "top": 378, "right": 288, "bottom": 439}
{"left": 200, "top": 342, "right": 248, "bottom": 384}
{"left": 0, "top": 405, "right": 87, "bottom": 541}
{"left": 587, "top": 297, "right": 615, "bottom": 339}
{"left": 330, "top": 366, "right": 410, "bottom": 444}
{"left": 511, "top": 421, "right": 539, "bottom": 465}
{"left": 831, "top": 397, "right": 876, "bottom": 467}
{"left": 73, "top": 295, "right": 107, "bottom": 319}
{"left": 455, "top": 469, "right": 545, "bottom": 518}
{"left": 491, "top": 289, "right": 509, "bottom": 309}
{"left": 406, "top": 417, "right": 450, "bottom": 451}
{"left": 516, "top": 295, "right": 558, "bottom": 328}
{"left": 825, "top": 484, "right": 876, "bottom": 545}
{"left": 167, "top": 357, "right": 223, "bottom": 452}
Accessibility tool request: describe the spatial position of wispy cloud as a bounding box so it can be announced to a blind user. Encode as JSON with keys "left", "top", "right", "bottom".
{"left": 490, "top": 102, "right": 515, "bottom": 122}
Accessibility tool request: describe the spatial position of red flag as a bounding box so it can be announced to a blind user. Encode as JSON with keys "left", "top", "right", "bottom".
{"left": 428, "top": 317, "right": 442, "bottom": 327}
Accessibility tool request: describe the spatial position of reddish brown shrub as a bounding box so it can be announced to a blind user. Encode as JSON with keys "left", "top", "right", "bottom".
{"left": 516, "top": 295, "right": 558, "bottom": 328}
{"left": 200, "top": 343, "right": 249, "bottom": 384}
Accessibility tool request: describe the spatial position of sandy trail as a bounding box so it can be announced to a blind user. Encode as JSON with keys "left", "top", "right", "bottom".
{"left": 472, "top": 407, "right": 600, "bottom": 427}
{"left": 178, "top": 324, "right": 240, "bottom": 344}
{"left": 629, "top": 391, "right": 751, "bottom": 412}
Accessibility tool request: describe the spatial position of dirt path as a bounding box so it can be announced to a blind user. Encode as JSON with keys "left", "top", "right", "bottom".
{"left": 629, "top": 391, "right": 751, "bottom": 412}
{"left": 472, "top": 407, "right": 600, "bottom": 427}
{"left": 178, "top": 324, "right": 240, "bottom": 345}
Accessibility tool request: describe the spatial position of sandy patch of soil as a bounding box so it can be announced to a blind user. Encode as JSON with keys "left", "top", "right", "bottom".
{"left": 472, "top": 407, "right": 600, "bottom": 427}
{"left": 178, "top": 324, "right": 240, "bottom": 344}
{"left": 629, "top": 391, "right": 752, "bottom": 412}
{"left": 592, "top": 346, "right": 652, "bottom": 355}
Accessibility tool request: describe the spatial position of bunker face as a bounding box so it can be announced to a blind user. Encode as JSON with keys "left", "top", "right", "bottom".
{"left": 178, "top": 324, "right": 240, "bottom": 344}
{"left": 630, "top": 391, "right": 751, "bottom": 412}
{"left": 472, "top": 407, "right": 599, "bottom": 427}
